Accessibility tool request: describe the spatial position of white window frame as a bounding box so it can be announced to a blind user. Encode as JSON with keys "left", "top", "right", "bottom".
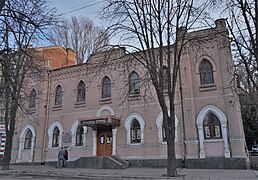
{"left": 196, "top": 105, "right": 230, "bottom": 159}
{"left": 155, "top": 112, "right": 179, "bottom": 144}
{"left": 17, "top": 124, "right": 36, "bottom": 162}
{"left": 71, "top": 120, "right": 87, "bottom": 147}
{"left": 48, "top": 121, "right": 63, "bottom": 149}
{"left": 124, "top": 113, "right": 145, "bottom": 145}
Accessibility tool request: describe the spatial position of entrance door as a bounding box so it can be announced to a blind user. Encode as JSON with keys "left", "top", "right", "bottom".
{"left": 97, "top": 127, "right": 112, "bottom": 156}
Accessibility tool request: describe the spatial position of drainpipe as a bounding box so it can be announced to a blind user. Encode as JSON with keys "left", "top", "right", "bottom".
{"left": 41, "top": 71, "right": 51, "bottom": 164}
{"left": 179, "top": 66, "right": 186, "bottom": 167}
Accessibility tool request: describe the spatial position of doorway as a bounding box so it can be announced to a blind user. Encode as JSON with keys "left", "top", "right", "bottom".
{"left": 97, "top": 126, "right": 112, "bottom": 156}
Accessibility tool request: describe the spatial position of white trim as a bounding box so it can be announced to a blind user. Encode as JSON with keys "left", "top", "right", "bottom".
{"left": 112, "top": 128, "right": 117, "bottom": 155}
{"left": 19, "top": 124, "right": 36, "bottom": 143}
{"left": 196, "top": 105, "right": 230, "bottom": 159}
{"left": 185, "top": 155, "right": 199, "bottom": 159}
{"left": 71, "top": 119, "right": 87, "bottom": 147}
{"left": 185, "top": 140, "right": 199, "bottom": 145}
{"left": 195, "top": 56, "right": 217, "bottom": 74}
{"left": 229, "top": 138, "right": 245, "bottom": 143}
{"left": 92, "top": 130, "right": 97, "bottom": 156}
{"left": 17, "top": 124, "right": 36, "bottom": 162}
{"left": 96, "top": 105, "right": 115, "bottom": 117}
{"left": 155, "top": 111, "right": 179, "bottom": 143}
{"left": 124, "top": 113, "right": 145, "bottom": 144}
{"left": 121, "top": 155, "right": 182, "bottom": 159}
{"left": 47, "top": 121, "right": 63, "bottom": 148}
{"left": 204, "top": 139, "right": 224, "bottom": 143}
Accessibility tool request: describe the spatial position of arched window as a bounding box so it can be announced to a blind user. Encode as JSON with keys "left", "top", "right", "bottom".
{"left": 55, "top": 85, "right": 62, "bottom": 105}
{"left": 102, "top": 77, "right": 111, "bottom": 98}
{"left": 24, "top": 130, "right": 32, "bottom": 149}
{"left": 203, "top": 112, "right": 221, "bottom": 139}
{"left": 29, "top": 89, "right": 36, "bottom": 108}
{"left": 77, "top": 81, "right": 86, "bottom": 102}
{"left": 199, "top": 60, "right": 214, "bottom": 85}
{"left": 162, "top": 66, "right": 168, "bottom": 90}
{"left": 52, "top": 127, "right": 60, "bottom": 147}
{"left": 129, "top": 71, "right": 140, "bottom": 94}
{"left": 76, "top": 125, "right": 84, "bottom": 146}
{"left": 131, "top": 119, "right": 141, "bottom": 143}
{"left": 156, "top": 112, "right": 179, "bottom": 143}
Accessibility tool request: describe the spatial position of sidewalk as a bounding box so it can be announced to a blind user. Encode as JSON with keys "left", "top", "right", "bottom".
{"left": 0, "top": 165, "right": 257, "bottom": 179}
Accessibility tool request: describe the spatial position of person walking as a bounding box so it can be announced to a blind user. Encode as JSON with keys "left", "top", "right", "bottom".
{"left": 56, "top": 147, "right": 65, "bottom": 168}
{"left": 63, "top": 147, "right": 68, "bottom": 167}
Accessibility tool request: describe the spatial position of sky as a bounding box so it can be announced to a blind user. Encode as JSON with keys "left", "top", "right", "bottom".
{"left": 48, "top": 0, "right": 104, "bottom": 24}
{"left": 46, "top": 1, "right": 223, "bottom": 47}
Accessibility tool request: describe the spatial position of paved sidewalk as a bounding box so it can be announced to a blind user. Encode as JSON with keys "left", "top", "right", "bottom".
{"left": 0, "top": 165, "right": 257, "bottom": 179}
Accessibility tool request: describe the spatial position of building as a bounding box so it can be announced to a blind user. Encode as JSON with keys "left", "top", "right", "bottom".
{"left": 10, "top": 19, "right": 247, "bottom": 169}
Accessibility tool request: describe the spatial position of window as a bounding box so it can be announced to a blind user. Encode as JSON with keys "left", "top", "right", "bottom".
{"left": 24, "top": 130, "right": 32, "bottom": 149}
{"left": 77, "top": 81, "right": 85, "bottom": 102}
{"left": 55, "top": 85, "right": 62, "bottom": 105}
{"left": 156, "top": 113, "right": 179, "bottom": 143}
{"left": 52, "top": 127, "right": 60, "bottom": 147}
{"left": 131, "top": 119, "right": 141, "bottom": 143}
{"left": 199, "top": 60, "right": 214, "bottom": 85}
{"left": 129, "top": 71, "right": 140, "bottom": 94}
{"left": 162, "top": 67, "right": 168, "bottom": 90}
{"left": 29, "top": 89, "right": 36, "bottom": 108}
{"left": 76, "top": 125, "right": 83, "bottom": 146}
{"left": 102, "top": 77, "right": 111, "bottom": 98}
{"left": 203, "top": 112, "right": 221, "bottom": 139}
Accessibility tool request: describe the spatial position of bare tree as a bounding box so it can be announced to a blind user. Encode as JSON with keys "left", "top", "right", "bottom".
{"left": 213, "top": 0, "right": 257, "bottom": 148}
{"left": 0, "top": 0, "right": 57, "bottom": 170}
{"left": 101, "top": 0, "right": 213, "bottom": 177}
{"left": 48, "top": 16, "right": 109, "bottom": 64}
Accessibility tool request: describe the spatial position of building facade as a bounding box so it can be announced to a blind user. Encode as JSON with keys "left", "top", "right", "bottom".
{"left": 10, "top": 19, "right": 247, "bottom": 168}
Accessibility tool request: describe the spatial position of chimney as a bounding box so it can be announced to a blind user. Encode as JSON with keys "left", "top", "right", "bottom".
{"left": 66, "top": 48, "right": 77, "bottom": 66}
{"left": 215, "top": 18, "right": 226, "bottom": 29}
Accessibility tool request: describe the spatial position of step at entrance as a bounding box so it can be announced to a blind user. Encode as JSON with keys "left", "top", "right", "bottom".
{"left": 111, "top": 155, "right": 130, "bottom": 169}
{"left": 70, "top": 156, "right": 130, "bottom": 169}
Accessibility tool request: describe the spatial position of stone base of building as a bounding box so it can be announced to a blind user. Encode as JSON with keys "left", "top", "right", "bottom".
{"left": 10, "top": 157, "right": 248, "bottom": 169}
{"left": 128, "top": 159, "right": 183, "bottom": 168}
{"left": 184, "top": 158, "right": 247, "bottom": 169}
{"left": 128, "top": 157, "right": 247, "bottom": 169}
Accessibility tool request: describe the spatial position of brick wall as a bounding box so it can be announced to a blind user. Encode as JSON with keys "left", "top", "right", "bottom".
{"left": 35, "top": 46, "right": 76, "bottom": 70}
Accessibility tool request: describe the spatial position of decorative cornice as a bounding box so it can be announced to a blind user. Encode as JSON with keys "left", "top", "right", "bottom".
{"left": 50, "top": 59, "right": 129, "bottom": 81}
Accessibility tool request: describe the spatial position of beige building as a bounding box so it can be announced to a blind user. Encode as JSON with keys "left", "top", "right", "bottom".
{"left": 11, "top": 19, "right": 247, "bottom": 169}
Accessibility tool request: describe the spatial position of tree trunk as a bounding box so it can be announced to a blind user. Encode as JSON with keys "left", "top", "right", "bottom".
{"left": 2, "top": 130, "right": 13, "bottom": 170}
{"left": 2, "top": 97, "right": 18, "bottom": 170}
{"left": 164, "top": 112, "right": 177, "bottom": 177}
{"left": 167, "top": 138, "right": 177, "bottom": 176}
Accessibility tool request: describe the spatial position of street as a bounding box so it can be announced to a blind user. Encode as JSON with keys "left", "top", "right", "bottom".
{"left": 0, "top": 175, "right": 161, "bottom": 180}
